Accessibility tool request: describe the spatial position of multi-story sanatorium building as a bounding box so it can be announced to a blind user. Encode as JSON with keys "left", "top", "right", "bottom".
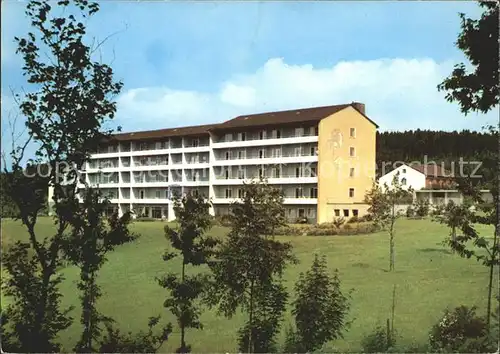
{"left": 78, "top": 102, "right": 377, "bottom": 223}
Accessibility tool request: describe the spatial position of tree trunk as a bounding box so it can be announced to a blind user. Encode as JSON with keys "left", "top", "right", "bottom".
{"left": 389, "top": 204, "right": 396, "bottom": 271}
{"left": 248, "top": 281, "right": 254, "bottom": 354}
{"left": 180, "top": 261, "right": 186, "bottom": 352}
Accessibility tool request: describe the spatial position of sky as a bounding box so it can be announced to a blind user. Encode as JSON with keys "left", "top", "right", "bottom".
{"left": 1, "top": 0, "right": 498, "bottom": 159}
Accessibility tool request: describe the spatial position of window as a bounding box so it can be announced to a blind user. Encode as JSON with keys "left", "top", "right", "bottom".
{"left": 298, "top": 209, "right": 305, "bottom": 218}
{"left": 259, "top": 149, "right": 265, "bottom": 158}
{"left": 308, "top": 208, "right": 313, "bottom": 217}
{"left": 272, "top": 130, "right": 277, "bottom": 138}
{"left": 295, "top": 127, "right": 304, "bottom": 137}
{"left": 259, "top": 168, "right": 264, "bottom": 178}
{"left": 238, "top": 150, "right": 244, "bottom": 159}
{"left": 166, "top": 190, "right": 169, "bottom": 199}
{"left": 274, "top": 167, "right": 280, "bottom": 178}
{"left": 238, "top": 188, "right": 244, "bottom": 198}
{"left": 296, "top": 167, "right": 302, "bottom": 178}
{"left": 350, "top": 168, "right": 355, "bottom": 177}
{"left": 155, "top": 141, "right": 162, "bottom": 150}
{"left": 259, "top": 131, "right": 264, "bottom": 140}
{"left": 310, "top": 127, "right": 315, "bottom": 136}
{"left": 350, "top": 127, "right": 356, "bottom": 138}
{"left": 295, "top": 188, "right": 303, "bottom": 198}
{"left": 402, "top": 168, "right": 406, "bottom": 173}
{"left": 140, "top": 190, "right": 144, "bottom": 199}
{"left": 401, "top": 177, "right": 407, "bottom": 185}
{"left": 310, "top": 147, "right": 315, "bottom": 156}
{"left": 349, "top": 188, "right": 355, "bottom": 198}
{"left": 238, "top": 169, "right": 245, "bottom": 179}
{"left": 310, "top": 187, "right": 318, "bottom": 198}
{"left": 192, "top": 189, "right": 199, "bottom": 197}
{"left": 343, "top": 209, "right": 349, "bottom": 217}
{"left": 350, "top": 147, "right": 355, "bottom": 157}
{"left": 314, "top": 126, "right": 319, "bottom": 136}
{"left": 225, "top": 188, "right": 232, "bottom": 198}
{"left": 225, "top": 170, "right": 230, "bottom": 179}
{"left": 225, "top": 133, "right": 232, "bottom": 142}
{"left": 294, "top": 147, "right": 302, "bottom": 156}
{"left": 241, "top": 132, "right": 246, "bottom": 141}
{"left": 276, "top": 130, "right": 281, "bottom": 139}
{"left": 353, "top": 209, "right": 359, "bottom": 217}
{"left": 274, "top": 148, "right": 281, "bottom": 157}
{"left": 192, "top": 139, "right": 199, "bottom": 147}
{"left": 310, "top": 167, "right": 317, "bottom": 177}
{"left": 225, "top": 151, "right": 230, "bottom": 160}
{"left": 155, "top": 190, "right": 161, "bottom": 199}
{"left": 334, "top": 209, "right": 340, "bottom": 217}
{"left": 288, "top": 208, "right": 293, "bottom": 216}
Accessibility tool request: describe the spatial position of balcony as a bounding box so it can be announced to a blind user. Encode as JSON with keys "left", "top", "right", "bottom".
{"left": 212, "top": 175, "right": 318, "bottom": 185}
{"left": 212, "top": 197, "right": 317, "bottom": 204}
{"left": 212, "top": 152, "right": 317, "bottom": 166}
{"left": 212, "top": 133, "right": 318, "bottom": 149}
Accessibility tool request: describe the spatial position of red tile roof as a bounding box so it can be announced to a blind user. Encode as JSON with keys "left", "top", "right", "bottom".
{"left": 409, "top": 164, "right": 452, "bottom": 177}
{"left": 107, "top": 102, "right": 377, "bottom": 141}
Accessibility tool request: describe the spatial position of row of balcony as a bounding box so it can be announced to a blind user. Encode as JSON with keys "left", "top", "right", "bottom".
{"left": 92, "top": 129, "right": 319, "bottom": 157}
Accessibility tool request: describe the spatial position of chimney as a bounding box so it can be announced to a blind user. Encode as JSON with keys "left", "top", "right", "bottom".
{"left": 351, "top": 102, "right": 365, "bottom": 115}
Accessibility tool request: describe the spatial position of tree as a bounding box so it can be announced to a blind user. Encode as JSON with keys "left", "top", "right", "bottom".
{"left": 364, "top": 176, "right": 413, "bottom": 271}
{"left": 2, "top": 0, "right": 123, "bottom": 350}
{"left": 207, "top": 179, "right": 296, "bottom": 353}
{"left": 438, "top": 1, "right": 499, "bottom": 330}
{"left": 290, "top": 254, "right": 351, "bottom": 352}
{"left": 433, "top": 200, "right": 473, "bottom": 244}
{"left": 157, "top": 193, "right": 217, "bottom": 353}
{"left": 62, "top": 189, "right": 139, "bottom": 352}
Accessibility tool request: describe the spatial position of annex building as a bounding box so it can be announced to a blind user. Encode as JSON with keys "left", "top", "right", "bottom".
{"left": 79, "top": 102, "right": 378, "bottom": 223}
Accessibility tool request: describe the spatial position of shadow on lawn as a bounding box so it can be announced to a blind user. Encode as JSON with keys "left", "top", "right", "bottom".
{"left": 418, "top": 247, "right": 452, "bottom": 255}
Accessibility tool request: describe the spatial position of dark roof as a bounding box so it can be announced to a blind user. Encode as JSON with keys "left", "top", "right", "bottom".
{"left": 409, "top": 164, "right": 452, "bottom": 178}
{"left": 109, "top": 102, "right": 378, "bottom": 141}
{"left": 210, "top": 103, "right": 378, "bottom": 131}
{"left": 109, "top": 123, "right": 219, "bottom": 142}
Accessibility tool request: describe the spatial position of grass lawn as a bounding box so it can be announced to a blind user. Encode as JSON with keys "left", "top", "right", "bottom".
{"left": 1, "top": 217, "right": 497, "bottom": 352}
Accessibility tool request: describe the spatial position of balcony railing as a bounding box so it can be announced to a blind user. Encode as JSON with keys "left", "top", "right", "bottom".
{"left": 214, "top": 173, "right": 316, "bottom": 180}
{"left": 216, "top": 151, "right": 317, "bottom": 161}
{"left": 215, "top": 131, "right": 317, "bottom": 143}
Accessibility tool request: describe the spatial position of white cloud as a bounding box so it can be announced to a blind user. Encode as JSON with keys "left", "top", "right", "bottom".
{"left": 116, "top": 57, "right": 497, "bottom": 132}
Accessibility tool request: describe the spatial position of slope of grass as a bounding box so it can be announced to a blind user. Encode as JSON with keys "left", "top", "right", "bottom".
{"left": 1, "top": 217, "right": 496, "bottom": 352}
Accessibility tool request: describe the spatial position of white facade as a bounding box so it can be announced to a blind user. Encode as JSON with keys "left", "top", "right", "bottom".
{"left": 378, "top": 164, "right": 426, "bottom": 191}
{"left": 77, "top": 125, "right": 320, "bottom": 222}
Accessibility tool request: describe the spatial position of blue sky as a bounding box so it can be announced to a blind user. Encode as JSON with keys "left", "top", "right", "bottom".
{"left": 1, "top": 0, "right": 497, "bottom": 153}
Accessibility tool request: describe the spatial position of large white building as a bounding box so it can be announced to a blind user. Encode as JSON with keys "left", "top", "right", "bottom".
{"left": 76, "top": 102, "right": 378, "bottom": 223}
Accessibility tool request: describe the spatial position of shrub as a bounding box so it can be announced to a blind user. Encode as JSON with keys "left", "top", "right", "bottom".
{"left": 332, "top": 217, "right": 345, "bottom": 228}
{"left": 347, "top": 215, "right": 359, "bottom": 223}
{"left": 134, "top": 217, "right": 158, "bottom": 222}
{"left": 295, "top": 217, "right": 309, "bottom": 224}
{"left": 361, "top": 325, "right": 397, "bottom": 353}
{"left": 358, "top": 213, "right": 373, "bottom": 222}
{"left": 406, "top": 205, "right": 415, "bottom": 218}
{"left": 214, "top": 214, "right": 233, "bottom": 227}
{"left": 413, "top": 199, "right": 430, "bottom": 218}
{"left": 428, "top": 305, "right": 493, "bottom": 353}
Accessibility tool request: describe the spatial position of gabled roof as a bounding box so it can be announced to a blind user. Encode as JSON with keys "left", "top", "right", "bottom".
{"left": 210, "top": 102, "right": 378, "bottom": 131}
{"left": 109, "top": 123, "right": 219, "bottom": 141}
{"left": 106, "top": 102, "right": 378, "bottom": 141}
{"left": 408, "top": 164, "right": 452, "bottom": 178}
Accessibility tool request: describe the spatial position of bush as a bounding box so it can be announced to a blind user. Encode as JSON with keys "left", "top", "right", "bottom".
{"left": 429, "top": 305, "right": 493, "bottom": 353}
{"left": 361, "top": 325, "right": 397, "bottom": 353}
{"left": 332, "top": 217, "right": 345, "bottom": 228}
{"left": 295, "top": 217, "right": 309, "bottom": 224}
{"left": 347, "top": 215, "right": 359, "bottom": 223}
{"left": 214, "top": 214, "right": 233, "bottom": 227}
{"left": 358, "top": 213, "right": 373, "bottom": 222}
{"left": 406, "top": 205, "right": 415, "bottom": 218}
{"left": 413, "top": 199, "right": 430, "bottom": 218}
{"left": 134, "top": 217, "right": 158, "bottom": 222}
